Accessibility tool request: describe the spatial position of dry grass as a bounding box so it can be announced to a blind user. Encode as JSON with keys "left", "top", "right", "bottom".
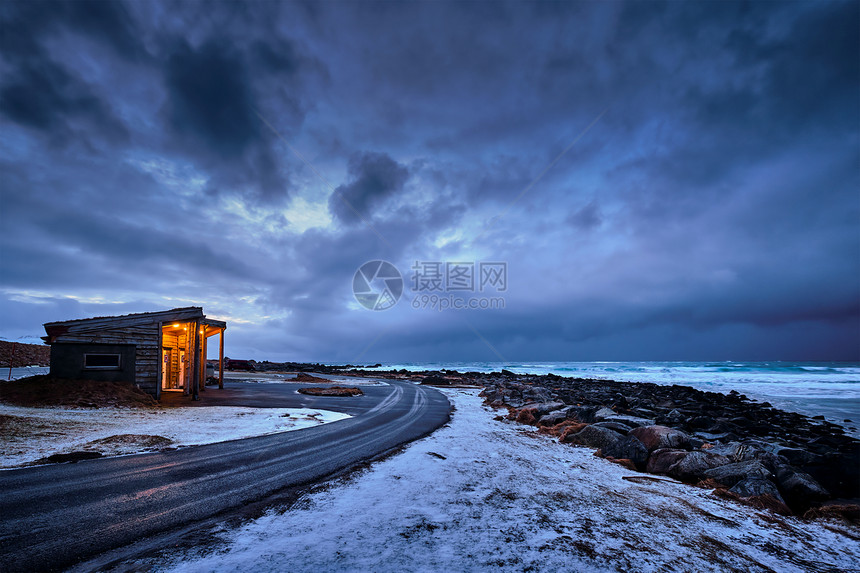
{"left": 86, "top": 434, "right": 174, "bottom": 449}
{"left": 558, "top": 422, "right": 589, "bottom": 443}
{"left": 708, "top": 488, "right": 793, "bottom": 516}
{"left": 297, "top": 386, "right": 363, "bottom": 397}
{"left": 604, "top": 456, "right": 638, "bottom": 471}
{"left": 293, "top": 373, "right": 331, "bottom": 383}
{"left": 695, "top": 478, "right": 728, "bottom": 490}
{"left": 803, "top": 504, "right": 860, "bottom": 523}
{"left": 515, "top": 408, "right": 538, "bottom": 425}
{"left": 538, "top": 420, "right": 585, "bottom": 438}
{"left": 0, "top": 375, "right": 157, "bottom": 409}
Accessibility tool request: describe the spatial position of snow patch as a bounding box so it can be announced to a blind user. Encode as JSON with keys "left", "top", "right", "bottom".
{"left": 0, "top": 405, "right": 350, "bottom": 469}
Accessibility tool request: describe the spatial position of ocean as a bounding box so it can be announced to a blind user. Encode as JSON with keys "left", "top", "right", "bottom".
{"left": 366, "top": 361, "right": 860, "bottom": 436}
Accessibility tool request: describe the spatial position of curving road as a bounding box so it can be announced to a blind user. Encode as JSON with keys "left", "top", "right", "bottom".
{"left": 0, "top": 379, "right": 451, "bottom": 571}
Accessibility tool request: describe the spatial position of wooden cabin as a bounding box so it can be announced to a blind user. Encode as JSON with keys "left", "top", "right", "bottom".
{"left": 42, "top": 307, "right": 226, "bottom": 400}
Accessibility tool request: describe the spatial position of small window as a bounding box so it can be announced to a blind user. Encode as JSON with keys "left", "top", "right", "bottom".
{"left": 84, "top": 353, "right": 121, "bottom": 369}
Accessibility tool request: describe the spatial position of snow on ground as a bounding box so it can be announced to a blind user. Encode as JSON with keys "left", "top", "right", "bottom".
{"left": 144, "top": 388, "right": 858, "bottom": 573}
{"left": 0, "top": 405, "right": 350, "bottom": 469}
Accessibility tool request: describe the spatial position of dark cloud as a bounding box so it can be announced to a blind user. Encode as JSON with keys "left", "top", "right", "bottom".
{"left": 0, "top": 56, "right": 128, "bottom": 143}
{"left": 59, "top": 0, "right": 147, "bottom": 62}
{"left": 164, "top": 40, "right": 260, "bottom": 159}
{"left": 0, "top": 2, "right": 132, "bottom": 144}
{"left": 161, "top": 39, "right": 288, "bottom": 201}
{"left": 329, "top": 152, "right": 410, "bottom": 223}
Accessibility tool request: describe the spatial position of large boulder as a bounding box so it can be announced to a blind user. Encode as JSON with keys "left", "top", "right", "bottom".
{"left": 706, "top": 442, "right": 786, "bottom": 472}
{"left": 630, "top": 425, "right": 692, "bottom": 452}
{"left": 594, "top": 407, "right": 655, "bottom": 428}
{"left": 567, "top": 405, "right": 599, "bottom": 423}
{"left": 600, "top": 435, "right": 649, "bottom": 469}
{"left": 775, "top": 465, "right": 829, "bottom": 511}
{"left": 594, "top": 407, "right": 617, "bottom": 420}
{"left": 523, "top": 386, "right": 553, "bottom": 403}
{"left": 703, "top": 461, "right": 773, "bottom": 487}
{"left": 804, "top": 444, "right": 860, "bottom": 499}
{"left": 688, "top": 415, "right": 716, "bottom": 429}
{"left": 646, "top": 448, "right": 689, "bottom": 475}
{"left": 525, "top": 401, "right": 566, "bottom": 417}
{"left": 538, "top": 407, "right": 574, "bottom": 427}
{"left": 730, "top": 477, "right": 784, "bottom": 501}
{"left": 566, "top": 425, "right": 623, "bottom": 451}
{"left": 667, "top": 451, "right": 730, "bottom": 482}
{"left": 774, "top": 446, "right": 821, "bottom": 467}
{"left": 729, "top": 477, "right": 792, "bottom": 515}
{"left": 591, "top": 421, "right": 633, "bottom": 434}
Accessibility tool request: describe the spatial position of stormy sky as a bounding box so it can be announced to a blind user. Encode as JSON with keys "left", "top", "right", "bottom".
{"left": 1, "top": 0, "right": 858, "bottom": 362}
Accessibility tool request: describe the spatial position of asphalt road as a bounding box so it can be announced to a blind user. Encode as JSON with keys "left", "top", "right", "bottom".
{"left": 0, "top": 379, "right": 451, "bottom": 571}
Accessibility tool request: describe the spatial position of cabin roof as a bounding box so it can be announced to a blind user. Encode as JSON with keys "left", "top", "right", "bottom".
{"left": 43, "top": 307, "right": 226, "bottom": 342}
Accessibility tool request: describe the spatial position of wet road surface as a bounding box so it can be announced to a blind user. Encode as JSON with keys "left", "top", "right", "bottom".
{"left": 0, "top": 379, "right": 450, "bottom": 571}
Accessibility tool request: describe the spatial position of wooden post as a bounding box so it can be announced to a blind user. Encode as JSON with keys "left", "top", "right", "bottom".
{"left": 218, "top": 328, "right": 224, "bottom": 389}
{"left": 183, "top": 326, "right": 190, "bottom": 396}
{"left": 200, "top": 327, "right": 207, "bottom": 393}
{"left": 191, "top": 319, "right": 200, "bottom": 401}
{"left": 156, "top": 323, "right": 162, "bottom": 400}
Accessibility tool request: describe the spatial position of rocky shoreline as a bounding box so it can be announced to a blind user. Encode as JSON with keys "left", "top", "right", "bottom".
{"left": 331, "top": 367, "right": 859, "bottom": 519}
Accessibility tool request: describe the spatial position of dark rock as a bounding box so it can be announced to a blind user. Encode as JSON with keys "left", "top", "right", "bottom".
{"left": 805, "top": 445, "right": 860, "bottom": 499}
{"left": 526, "top": 401, "right": 566, "bottom": 417}
{"left": 593, "top": 407, "right": 617, "bottom": 420}
{"left": 688, "top": 415, "right": 716, "bottom": 429}
{"left": 703, "top": 461, "right": 773, "bottom": 487}
{"left": 630, "top": 425, "right": 691, "bottom": 452}
{"left": 775, "top": 465, "right": 829, "bottom": 511}
{"left": 594, "top": 408, "right": 655, "bottom": 428}
{"left": 693, "top": 431, "right": 739, "bottom": 443}
{"left": 664, "top": 409, "right": 685, "bottom": 424}
{"left": 706, "top": 442, "right": 749, "bottom": 461}
{"left": 421, "top": 375, "right": 449, "bottom": 385}
{"left": 566, "top": 405, "right": 598, "bottom": 424}
{"left": 646, "top": 449, "right": 689, "bottom": 475}
{"left": 730, "top": 477, "right": 784, "bottom": 501}
{"left": 706, "top": 442, "right": 783, "bottom": 472}
{"left": 500, "top": 369, "right": 517, "bottom": 377}
{"left": 729, "top": 478, "right": 793, "bottom": 515}
{"left": 538, "top": 407, "right": 575, "bottom": 427}
{"left": 612, "top": 393, "right": 630, "bottom": 409}
{"left": 600, "top": 435, "right": 649, "bottom": 469}
{"left": 688, "top": 437, "right": 705, "bottom": 449}
{"left": 566, "top": 425, "right": 623, "bottom": 451}
{"left": 667, "top": 451, "right": 731, "bottom": 482}
{"left": 524, "top": 387, "right": 553, "bottom": 403}
{"left": 591, "top": 421, "right": 633, "bottom": 434}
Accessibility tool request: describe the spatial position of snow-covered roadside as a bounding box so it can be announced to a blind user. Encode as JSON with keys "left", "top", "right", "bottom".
{"left": 143, "top": 388, "right": 857, "bottom": 573}
{"left": 0, "top": 405, "right": 350, "bottom": 469}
